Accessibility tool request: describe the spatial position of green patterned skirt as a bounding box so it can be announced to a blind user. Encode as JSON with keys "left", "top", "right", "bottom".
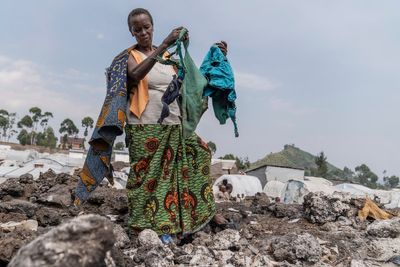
{"left": 125, "top": 124, "right": 216, "bottom": 235}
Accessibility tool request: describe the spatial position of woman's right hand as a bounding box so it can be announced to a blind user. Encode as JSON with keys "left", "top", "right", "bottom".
{"left": 162, "top": 27, "right": 187, "bottom": 47}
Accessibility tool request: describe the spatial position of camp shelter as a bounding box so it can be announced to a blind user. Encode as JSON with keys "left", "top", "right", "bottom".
{"left": 246, "top": 164, "right": 305, "bottom": 188}
{"left": 263, "top": 180, "right": 286, "bottom": 199}
{"left": 283, "top": 178, "right": 336, "bottom": 204}
{"left": 213, "top": 174, "right": 262, "bottom": 199}
{"left": 335, "top": 183, "right": 400, "bottom": 208}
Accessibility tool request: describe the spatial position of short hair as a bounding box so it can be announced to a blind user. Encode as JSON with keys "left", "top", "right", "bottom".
{"left": 127, "top": 8, "right": 153, "bottom": 30}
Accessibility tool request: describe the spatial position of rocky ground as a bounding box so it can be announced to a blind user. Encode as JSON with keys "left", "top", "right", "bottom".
{"left": 0, "top": 170, "right": 399, "bottom": 267}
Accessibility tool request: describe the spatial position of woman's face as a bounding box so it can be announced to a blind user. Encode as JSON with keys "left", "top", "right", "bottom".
{"left": 129, "top": 14, "right": 153, "bottom": 47}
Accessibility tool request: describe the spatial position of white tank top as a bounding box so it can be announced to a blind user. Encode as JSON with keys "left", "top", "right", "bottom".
{"left": 126, "top": 50, "right": 181, "bottom": 125}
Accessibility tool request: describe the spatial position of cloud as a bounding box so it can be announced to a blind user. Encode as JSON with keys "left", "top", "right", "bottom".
{"left": 96, "top": 33, "right": 105, "bottom": 40}
{"left": 0, "top": 55, "right": 103, "bottom": 127}
{"left": 235, "top": 71, "right": 280, "bottom": 92}
{"left": 269, "top": 97, "right": 316, "bottom": 115}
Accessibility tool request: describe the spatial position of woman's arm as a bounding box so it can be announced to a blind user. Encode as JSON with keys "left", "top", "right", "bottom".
{"left": 127, "top": 44, "right": 167, "bottom": 84}
{"left": 128, "top": 27, "right": 187, "bottom": 85}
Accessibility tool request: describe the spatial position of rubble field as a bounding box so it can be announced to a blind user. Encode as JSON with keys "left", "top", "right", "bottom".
{"left": 0, "top": 170, "right": 399, "bottom": 267}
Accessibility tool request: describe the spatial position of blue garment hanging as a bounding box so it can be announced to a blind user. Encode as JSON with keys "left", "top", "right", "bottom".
{"left": 200, "top": 45, "right": 238, "bottom": 137}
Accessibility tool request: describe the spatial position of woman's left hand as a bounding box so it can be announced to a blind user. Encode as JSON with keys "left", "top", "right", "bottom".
{"left": 215, "top": 41, "right": 228, "bottom": 56}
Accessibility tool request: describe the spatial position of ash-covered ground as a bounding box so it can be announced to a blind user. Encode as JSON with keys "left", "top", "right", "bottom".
{"left": 0, "top": 170, "right": 399, "bottom": 267}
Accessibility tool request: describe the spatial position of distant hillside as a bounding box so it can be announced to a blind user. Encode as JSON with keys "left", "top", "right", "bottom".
{"left": 249, "top": 144, "right": 345, "bottom": 180}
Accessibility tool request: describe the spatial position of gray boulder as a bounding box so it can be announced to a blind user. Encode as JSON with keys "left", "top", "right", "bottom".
{"left": 8, "top": 214, "right": 115, "bottom": 267}
{"left": 271, "top": 233, "right": 322, "bottom": 263}
{"left": 367, "top": 217, "right": 400, "bottom": 238}
{"left": 303, "top": 192, "right": 351, "bottom": 224}
{"left": 0, "top": 200, "right": 37, "bottom": 218}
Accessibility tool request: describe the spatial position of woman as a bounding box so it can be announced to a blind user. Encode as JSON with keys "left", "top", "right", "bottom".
{"left": 124, "top": 8, "right": 227, "bottom": 236}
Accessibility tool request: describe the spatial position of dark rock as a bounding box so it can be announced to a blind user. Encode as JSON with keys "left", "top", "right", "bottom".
{"left": 109, "top": 190, "right": 128, "bottom": 213}
{"left": 303, "top": 192, "right": 351, "bottom": 224}
{"left": 131, "top": 244, "right": 174, "bottom": 266}
{"left": 55, "top": 173, "right": 71, "bottom": 184}
{"left": 246, "top": 193, "right": 271, "bottom": 214}
{"left": 0, "top": 178, "right": 24, "bottom": 198}
{"left": 390, "top": 255, "right": 400, "bottom": 265}
{"left": 271, "top": 233, "right": 322, "bottom": 263}
{"left": 367, "top": 218, "right": 400, "bottom": 238}
{"left": 87, "top": 188, "right": 108, "bottom": 206}
{"left": 36, "top": 169, "right": 58, "bottom": 191}
{"left": 35, "top": 208, "right": 61, "bottom": 227}
{"left": 19, "top": 174, "right": 34, "bottom": 184}
{"left": 138, "top": 229, "right": 162, "bottom": 246}
{"left": 211, "top": 229, "right": 240, "bottom": 250}
{"left": 113, "top": 224, "right": 129, "bottom": 249}
{"left": 268, "top": 203, "right": 303, "bottom": 219}
{"left": 0, "top": 228, "right": 37, "bottom": 265}
{"left": 37, "top": 184, "right": 73, "bottom": 208}
{"left": 108, "top": 246, "right": 134, "bottom": 267}
{"left": 8, "top": 214, "right": 115, "bottom": 267}
{"left": 0, "top": 212, "right": 28, "bottom": 223}
{"left": 22, "top": 183, "right": 39, "bottom": 199}
{"left": 0, "top": 200, "right": 37, "bottom": 218}
{"left": 252, "top": 192, "right": 270, "bottom": 207}
{"left": 320, "top": 222, "right": 338, "bottom": 232}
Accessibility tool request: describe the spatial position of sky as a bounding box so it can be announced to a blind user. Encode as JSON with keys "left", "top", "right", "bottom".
{"left": 0, "top": 1, "right": 399, "bottom": 178}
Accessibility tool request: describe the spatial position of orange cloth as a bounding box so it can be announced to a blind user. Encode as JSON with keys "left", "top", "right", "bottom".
{"left": 128, "top": 48, "right": 175, "bottom": 119}
{"left": 358, "top": 197, "right": 393, "bottom": 221}
{"left": 129, "top": 49, "right": 149, "bottom": 119}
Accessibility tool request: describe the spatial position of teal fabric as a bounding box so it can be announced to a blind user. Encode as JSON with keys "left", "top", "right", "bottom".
{"left": 200, "top": 45, "right": 238, "bottom": 137}
{"left": 157, "top": 29, "right": 208, "bottom": 139}
{"left": 180, "top": 41, "right": 208, "bottom": 139}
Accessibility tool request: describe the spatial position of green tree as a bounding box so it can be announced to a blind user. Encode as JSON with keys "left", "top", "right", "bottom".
{"left": 17, "top": 129, "right": 31, "bottom": 145}
{"left": 81, "top": 116, "right": 94, "bottom": 138}
{"left": 28, "top": 107, "right": 54, "bottom": 144}
{"left": 36, "top": 127, "right": 58, "bottom": 148}
{"left": 114, "top": 141, "right": 125, "bottom": 151}
{"left": 355, "top": 164, "right": 378, "bottom": 188}
{"left": 81, "top": 116, "right": 94, "bottom": 149}
{"left": 59, "top": 119, "right": 79, "bottom": 149}
{"left": 17, "top": 115, "right": 33, "bottom": 129}
{"left": 315, "top": 151, "right": 328, "bottom": 177}
{"left": 343, "top": 166, "right": 354, "bottom": 181}
{"left": 40, "top": 111, "right": 53, "bottom": 131}
{"left": 29, "top": 107, "right": 42, "bottom": 131}
{"left": 207, "top": 141, "right": 217, "bottom": 155}
{"left": 219, "top": 154, "right": 235, "bottom": 160}
{"left": 0, "top": 109, "right": 16, "bottom": 141}
{"left": 17, "top": 115, "right": 33, "bottom": 145}
{"left": 384, "top": 175, "right": 399, "bottom": 188}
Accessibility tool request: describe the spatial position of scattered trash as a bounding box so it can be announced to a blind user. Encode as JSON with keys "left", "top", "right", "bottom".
{"left": 358, "top": 198, "right": 393, "bottom": 221}
{"left": 160, "top": 234, "right": 174, "bottom": 244}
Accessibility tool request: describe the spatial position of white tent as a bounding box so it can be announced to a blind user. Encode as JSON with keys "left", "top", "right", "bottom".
{"left": 386, "top": 190, "right": 400, "bottom": 209}
{"left": 263, "top": 180, "right": 286, "bottom": 199}
{"left": 334, "top": 183, "right": 373, "bottom": 197}
{"left": 283, "top": 179, "right": 336, "bottom": 204}
{"left": 213, "top": 174, "right": 262, "bottom": 199}
{"left": 304, "top": 176, "right": 333, "bottom": 186}
{"left": 335, "top": 183, "right": 400, "bottom": 208}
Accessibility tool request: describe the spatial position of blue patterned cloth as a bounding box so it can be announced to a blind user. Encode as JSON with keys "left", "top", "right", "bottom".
{"left": 200, "top": 45, "right": 238, "bottom": 137}
{"left": 75, "top": 48, "right": 131, "bottom": 205}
